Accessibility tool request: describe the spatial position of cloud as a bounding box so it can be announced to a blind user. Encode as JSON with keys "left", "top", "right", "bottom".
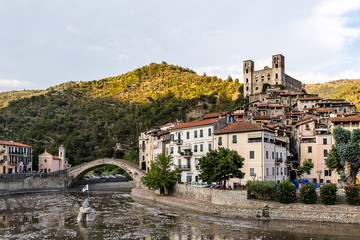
{"left": 66, "top": 24, "right": 80, "bottom": 34}
{"left": 0, "top": 79, "right": 34, "bottom": 90}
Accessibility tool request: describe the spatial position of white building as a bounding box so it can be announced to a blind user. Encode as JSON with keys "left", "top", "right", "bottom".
{"left": 167, "top": 116, "right": 231, "bottom": 183}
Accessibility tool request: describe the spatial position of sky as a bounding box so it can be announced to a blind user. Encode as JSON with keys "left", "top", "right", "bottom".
{"left": 0, "top": 0, "right": 360, "bottom": 92}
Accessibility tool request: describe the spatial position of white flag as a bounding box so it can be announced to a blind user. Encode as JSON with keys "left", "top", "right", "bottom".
{"left": 82, "top": 184, "right": 89, "bottom": 192}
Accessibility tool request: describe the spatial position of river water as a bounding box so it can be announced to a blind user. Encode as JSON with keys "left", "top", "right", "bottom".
{"left": 0, "top": 187, "right": 359, "bottom": 240}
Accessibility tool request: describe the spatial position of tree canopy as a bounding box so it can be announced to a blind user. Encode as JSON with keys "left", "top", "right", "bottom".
{"left": 297, "top": 159, "right": 314, "bottom": 177}
{"left": 142, "top": 154, "right": 181, "bottom": 194}
{"left": 327, "top": 127, "right": 360, "bottom": 185}
{"left": 198, "top": 148, "right": 245, "bottom": 187}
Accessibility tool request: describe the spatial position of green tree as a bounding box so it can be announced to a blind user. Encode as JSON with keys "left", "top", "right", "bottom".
{"left": 198, "top": 147, "right": 245, "bottom": 188}
{"left": 327, "top": 127, "right": 360, "bottom": 185}
{"left": 262, "top": 83, "right": 271, "bottom": 93}
{"left": 142, "top": 154, "right": 181, "bottom": 195}
{"left": 297, "top": 159, "right": 314, "bottom": 177}
{"left": 124, "top": 147, "right": 139, "bottom": 163}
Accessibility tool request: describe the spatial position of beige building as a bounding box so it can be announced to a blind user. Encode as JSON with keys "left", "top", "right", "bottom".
{"left": 214, "top": 122, "right": 288, "bottom": 187}
{"left": 0, "top": 141, "right": 33, "bottom": 174}
{"left": 38, "top": 145, "right": 70, "bottom": 173}
{"left": 243, "top": 54, "right": 302, "bottom": 97}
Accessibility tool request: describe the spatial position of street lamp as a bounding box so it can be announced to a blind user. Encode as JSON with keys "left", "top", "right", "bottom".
{"left": 316, "top": 170, "right": 323, "bottom": 185}
{"left": 250, "top": 172, "right": 256, "bottom": 181}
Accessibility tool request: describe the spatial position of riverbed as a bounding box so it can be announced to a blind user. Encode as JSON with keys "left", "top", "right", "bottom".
{"left": 0, "top": 184, "right": 359, "bottom": 239}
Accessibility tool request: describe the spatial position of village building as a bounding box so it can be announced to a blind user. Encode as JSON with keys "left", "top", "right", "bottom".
{"left": 214, "top": 122, "right": 288, "bottom": 187}
{"left": 0, "top": 141, "right": 33, "bottom": 174}
{"left": 38, "top": 145, "right": 70, "bottom": 173}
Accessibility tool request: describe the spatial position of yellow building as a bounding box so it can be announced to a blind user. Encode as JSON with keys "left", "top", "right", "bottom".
{"left": 214, "top": 122, "right": 288, "bottom": 187}
{"left": 0, "top": 141, "right": 33, "bottom": 174}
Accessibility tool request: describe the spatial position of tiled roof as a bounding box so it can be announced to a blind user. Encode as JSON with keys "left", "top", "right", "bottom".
{"left": 294, "top": 118, "right": 314, "bottom": 127}
{"left": 202, "top": 112, "right": 229, "bottom": 119}
{"left": 298, "top": 97, "right": 321, "bottom": 101}
{"left": 269, "top": 104, "right": 284, "bottom": 108}
{"left": 330, "top": 117, "right": 360, "bottom": 123}
{"left": 316, "top": 109, "right": 333, "bottom": 113}
{"left": 253, "top": 116, "right": 271, "bottom": 120}
{"left": 160, "top": 120, "right": 183, "bottom": 128}
{"left": 215, "top": 122, "right": 270, "bottom": 135}
{"left": 0, "top": 141, "right": 32, "bottom": 148}
{"left": 170, "top": 118, "right": 225, "bottom": 130}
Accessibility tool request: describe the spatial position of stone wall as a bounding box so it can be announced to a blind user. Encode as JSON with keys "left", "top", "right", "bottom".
{"left": 0, "top": 171, "right": 67, "bottom": 193}
{"left": 133, "top": 186, "right": 360, "bottom": 224}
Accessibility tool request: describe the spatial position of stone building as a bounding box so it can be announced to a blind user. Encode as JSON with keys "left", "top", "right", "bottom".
{"left": 243, "top": 54, "right": 302, "bottom": 96}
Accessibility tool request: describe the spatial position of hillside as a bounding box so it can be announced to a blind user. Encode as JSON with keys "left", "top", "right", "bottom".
{"left": 0, "top": 62, "right": 246, "bottom": 169}
{"left": 305, "top": 79, "right": 360, "bottom": 110}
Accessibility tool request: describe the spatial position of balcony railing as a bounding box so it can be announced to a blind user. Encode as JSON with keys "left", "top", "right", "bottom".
{"left": 276, "top": 158, "right": 283, "bottom": 164}
{"left": 175, "top": 165, "right": 191, "bottom": 171}
{"left": 181, "top": 152, "right": 193, "bottom": 158}
{"left": 175, "top": 140, "right": 183, "bottom": 145}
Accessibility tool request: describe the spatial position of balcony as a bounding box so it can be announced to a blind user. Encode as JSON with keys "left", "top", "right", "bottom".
{"left": 181, "top": 151, "right": 193, "bottom": 158}
{"left": 140, "top": 144, "right": 146, "bottom": 149}
{"left": 276, "top": 158, "right": 283, "bottom": 164}
{"left": 175, "top": 165, "right": 191, "bottom": 171}
{"left": 175, "top": 139, "right": 183, "bottom": 145}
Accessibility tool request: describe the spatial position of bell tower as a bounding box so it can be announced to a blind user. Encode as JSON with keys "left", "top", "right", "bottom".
{"left": 59, "top": 145, "right": 65, "bottom": 170}
{"left": 271, "top": 54, "right": 285, "bottom": 85}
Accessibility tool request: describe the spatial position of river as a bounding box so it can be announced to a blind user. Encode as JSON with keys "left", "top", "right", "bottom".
{"left": 0, "top": 184, "right": 359, "bottom": 239}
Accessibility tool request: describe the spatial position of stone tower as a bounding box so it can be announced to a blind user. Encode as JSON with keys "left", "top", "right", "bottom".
{"left": 271, "top": 54, "right": 285, "bottom": 86}
{"left": 243, "top": 60, "right": 254, "bottom": 97}
{"left": 59, "top": 145, "right": 65, "bottom": 170}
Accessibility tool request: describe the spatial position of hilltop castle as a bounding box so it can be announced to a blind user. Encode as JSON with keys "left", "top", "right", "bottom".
{"left": 243, "top": 54, "right": 302, "bottom": 96}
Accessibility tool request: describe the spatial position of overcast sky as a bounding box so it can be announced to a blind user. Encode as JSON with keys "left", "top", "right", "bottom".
{"left": 0, "top": 0, "right": 360, "bottom": 92}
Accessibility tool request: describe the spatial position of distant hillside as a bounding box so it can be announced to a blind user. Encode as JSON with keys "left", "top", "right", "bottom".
{"left": 0, "top": 62, "right": 246, "bottom": 169}
{"left": 305, "top": 79, "right": 360, "bottom": 110}
{"left": 0, "top": 90, "right": 47, "bottom": 108}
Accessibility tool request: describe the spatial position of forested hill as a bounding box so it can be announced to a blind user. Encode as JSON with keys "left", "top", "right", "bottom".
{"left": 0, "top": 62, "right": 246, "bottom": 169}
{"left": 305, "top": 79, "right": 360, "bottom": 110}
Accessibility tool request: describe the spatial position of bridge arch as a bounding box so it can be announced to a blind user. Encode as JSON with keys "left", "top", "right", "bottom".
{"left": 66, "top": 158, "right": 145, "bottom": 188}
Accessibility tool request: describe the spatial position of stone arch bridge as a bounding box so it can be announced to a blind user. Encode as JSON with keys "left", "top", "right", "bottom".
{"left": 66, "top": 158, "right": 145, "bottom": 188}
{"left": 0, "top": 158, "right": 146, "bottom": 192}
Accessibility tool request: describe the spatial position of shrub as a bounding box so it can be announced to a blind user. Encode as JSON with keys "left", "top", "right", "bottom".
{"left": 300, "top": 184, "right": 317, "bottom": 204}
{"left": 277, "top": 181, "right": 296, "bottom": 204}
{"left": 320, "top": 183, "right": 337, "bottom": 205}
{"left": 246, "top": 180, "right": 276, "bottom": 198}
{"left": 344, "top": 185, "right": 360, "bottom": 205}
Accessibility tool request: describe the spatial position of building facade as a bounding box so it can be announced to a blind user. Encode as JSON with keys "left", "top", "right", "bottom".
{"left": 214, "top": 122, "right": 288, "bottom": 187}
{"left": 0, "top": 141, "right": 33, "bottom": 174}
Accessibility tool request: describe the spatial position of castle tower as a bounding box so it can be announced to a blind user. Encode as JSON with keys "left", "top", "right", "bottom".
{"left": 271, "top": 54, "right": 285, "bottom": 85}
{"left": 59, "top": 145, "right": 65, "bottom": 170}
{"left": 243, "top": 60, "right": 254, "bottom": 96}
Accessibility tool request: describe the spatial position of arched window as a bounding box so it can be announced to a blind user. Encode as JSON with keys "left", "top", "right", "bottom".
{"left": 275, "top": 73, "right": 278, "bottom": 79}
{"left": 246, "top": 78, "right": 248, "bottom": 83}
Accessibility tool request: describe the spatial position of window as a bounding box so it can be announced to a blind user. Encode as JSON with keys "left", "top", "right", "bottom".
{"left": 250, "top": 168, "right": 254, "bottom": 175}
{"left": 194, "top": 145, "right": 198, "bottom": 152}
{"left": 142, "top": 155, "right": 145, "bottom": 161}
{"left": 324, "top": 149, "right": 328, "bottom": 158}
{"left": 272, "top": 151, "right": 274, "bottom": 159}
{"left": 304, "top": 106, "right": 307, "bottom": 109}
{"left": 250, "top": 151, "right": 255, "bottom": 159}
{"left": 272, "top": 167, "right": 274, "bottom": 175}
{"left": 178, "top": 159, "right": 181, "bottom": 166}
{"left": 266, "top": 151, "right": 268, "bottom": 159}
{"left": 200, "top": 144, "right": 203, "bottom": 152}
{"left": 275, "top": 73, "right": 278, "bottom": 78}
{"left": 266, "top": 168, "right": 269, "bottom": 176}
{"left": 232, "top": 135, "right": 237, "bottom": 143}
{"left": 200, "top": 130, "right": 203, "bottom": 137}
{"left": 323, "top": 138, "right": 327, "bottom": 145}
{"left": 284, "top": 168, "right": 288, "bottom": 176}
{"left": 246, "top": 78, "right": 248, "bottom": 83}
{"left": 170, "top": 134, "right": 174, "bottom": 141}
{"left": 344, "top": 108, "right": 347, "bottom": 113}
{"left": 306, "top": 170, "right": 311, "bottom": 175}
{"left": 194, "top": 130, "right": 198, "bottom": 138}
{"left": 178, "top": 147, "right": 181, "bottom": 153}
{"left": 186, "top": 132, "right": 190, "bottom": 139}
{"left": 170, "top": 147, "right": 173, "bottom": 154}
{"left": 208, "top": 128, "right": 212, "bottom": 136}
{"left": 178, "top": 133, "right": 181, "bottom": 140}
{"left": 246, "top": 86, "right": 249, "bottom": 91}
{"left": 208, "top": 143, "right": 212, "bottom": 151}
{"left": 334, "top": 109, "right": 338, "bottom": 113}
{"left": 218, "top": 137, "right": 222, "bottom": 146}
{"left": 324, "top": 170, "right": 329, "bottom": 176}
{"left": 166, "top": 148, "right": 168, "bottom": 155}
{"left": 324, "top": 159, "right": 328, "bottom": 166}
{"left": 255, "top": 87, "right": 258, "bottom": 90}
{"left": 277, "top": 167, "right": 279, "bottom": 175}
{"left": 281, "top": 167, "right": 283, "bottom": 175}
{"left": 246, "top": 69, "right": 248, "bottom": 74}
{"left": 308, "top": 146, "right": 312, "bottom": 153}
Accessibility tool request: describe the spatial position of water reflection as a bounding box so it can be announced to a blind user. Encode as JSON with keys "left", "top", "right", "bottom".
{"left": 0, "top": 190, "right": 358, "bottom": 239}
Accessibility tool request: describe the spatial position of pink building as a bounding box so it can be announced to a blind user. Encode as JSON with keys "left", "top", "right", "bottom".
{"left": 38, "top": 145, "right": 70, "bottom": 173}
